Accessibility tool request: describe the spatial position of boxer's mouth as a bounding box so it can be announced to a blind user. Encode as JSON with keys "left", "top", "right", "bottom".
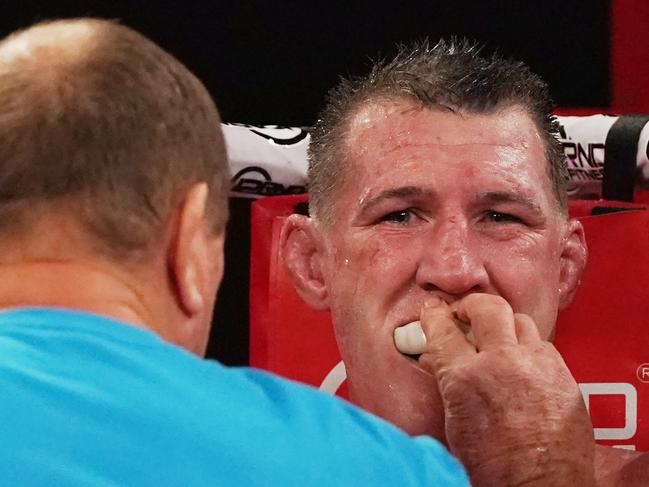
{"left": 393, "top": 316, "right": 475, "bottom": 358}
{"left": 405, "top": 353, "right": 422, "bottom": 362}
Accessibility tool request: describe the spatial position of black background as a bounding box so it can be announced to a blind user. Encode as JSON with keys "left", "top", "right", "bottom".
{"left": 1, "top": 1, "right": 612, "bottom": 364}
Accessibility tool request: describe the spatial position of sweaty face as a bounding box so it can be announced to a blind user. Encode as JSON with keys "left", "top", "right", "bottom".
{"left": 316, "top": 102, "right": 569, "bottom": 439}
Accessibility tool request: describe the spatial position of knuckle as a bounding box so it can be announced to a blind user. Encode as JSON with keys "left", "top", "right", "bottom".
{"left": 536, "top": 341, "right": 560, "bottom": 356}
{"left": 486, "top": 294, "right": 509, "bottom": 308}
{"left": 466, "top": 293, "right": 509, "bottom": 310}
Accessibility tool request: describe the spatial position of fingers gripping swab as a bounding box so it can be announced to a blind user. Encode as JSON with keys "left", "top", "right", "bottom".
{"left": 394, "top": 318, "right": 475, "bottom": 355}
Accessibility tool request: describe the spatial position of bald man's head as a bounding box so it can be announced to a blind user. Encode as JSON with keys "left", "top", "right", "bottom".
{"left": 0, "top": 19, "right": 102, "bottom": 64}
{"left": 0, "top": 19, "right": 229, "bottom": 262}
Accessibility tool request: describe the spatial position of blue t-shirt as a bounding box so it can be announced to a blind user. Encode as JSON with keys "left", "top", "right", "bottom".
{"left": 0, "top": 308, "right": 468, "bottom": 486}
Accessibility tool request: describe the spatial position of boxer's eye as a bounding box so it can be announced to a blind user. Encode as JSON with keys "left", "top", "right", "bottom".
{"left": 485, "top": 210, "right": 523, "bottom": 224}
{"left": 380, "top": 209, "right": 414, "bottom": 224}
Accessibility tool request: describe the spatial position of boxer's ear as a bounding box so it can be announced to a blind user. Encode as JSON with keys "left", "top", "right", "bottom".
{"left": 280, "top": 214, "right": 329, "bottom": 310}
{"left": 558, "top": 218, "right": 588, "bottom": 309}
{"left": 169, "top": 182, "right": 217, "bottom": 317}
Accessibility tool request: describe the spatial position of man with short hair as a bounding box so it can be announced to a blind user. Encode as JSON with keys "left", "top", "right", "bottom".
{"left": 282, "top": 39, "right": 649, "bottom": 485}
{"left": 0, "top": 20, "right": 469, "bottom": 486}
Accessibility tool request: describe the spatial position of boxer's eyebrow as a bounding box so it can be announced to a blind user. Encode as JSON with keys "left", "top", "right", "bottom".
{"left": 359, "top": 187, "right": 546, "bottom": 219}
{"left": 477, "top": 191, "right": 545, "bottom": 217}
{"left": 360, "top": 186, "right": 435, "bottom": 213}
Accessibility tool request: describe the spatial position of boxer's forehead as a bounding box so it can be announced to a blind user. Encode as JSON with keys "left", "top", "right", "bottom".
{"left": 330, "top": 100, "right": 551, "bottom": 222}
{"left": 344, "top": 99, "right": 540, "bottom": 153}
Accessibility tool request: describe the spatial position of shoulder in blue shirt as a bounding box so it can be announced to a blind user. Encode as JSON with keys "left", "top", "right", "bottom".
{"left": 0, "top": 307, "right": 469, "bottom": 486}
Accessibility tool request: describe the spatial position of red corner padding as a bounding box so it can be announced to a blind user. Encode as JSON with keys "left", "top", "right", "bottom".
{"left": 250, "top": 194, "right": 649, "bottom": 451}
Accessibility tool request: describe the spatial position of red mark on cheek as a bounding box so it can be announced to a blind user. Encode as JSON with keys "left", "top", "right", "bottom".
{"left": 463, "top": 167, "right": 477, "bottom": 178}
{"left": 366, "top": 241, "right": 384, "bottom": 267}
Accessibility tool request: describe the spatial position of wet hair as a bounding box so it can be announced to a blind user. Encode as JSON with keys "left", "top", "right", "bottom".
{"left": 308, "top": 38, "right": 567, "bottom": 223}
{"left": 0, "top": 18, "right": 229, "bottom": 260}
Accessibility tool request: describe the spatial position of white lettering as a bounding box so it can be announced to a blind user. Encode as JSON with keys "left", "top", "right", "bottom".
{"left": 579, "top": 382, "right": 637, "bottom": 442}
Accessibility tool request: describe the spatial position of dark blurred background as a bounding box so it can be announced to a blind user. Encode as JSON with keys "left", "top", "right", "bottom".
{"left": 1, "top": 0, "right": 629, "bottom": 364}
{"left": 2, "top": 1, "right": 613, "bottom": 125}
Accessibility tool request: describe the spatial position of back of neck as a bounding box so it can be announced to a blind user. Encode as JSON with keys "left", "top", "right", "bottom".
{"left": 0, "top": 260, "right": 153, "bottom": 331}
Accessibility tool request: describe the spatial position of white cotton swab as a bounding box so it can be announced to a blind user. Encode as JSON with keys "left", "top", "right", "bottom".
{"left": 394, "top": 319, "right": 475, "bottom": 355}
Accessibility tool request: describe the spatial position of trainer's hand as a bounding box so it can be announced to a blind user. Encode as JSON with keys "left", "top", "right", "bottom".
{"left": 418, "top": 294, "right": 596, "bottom": 487}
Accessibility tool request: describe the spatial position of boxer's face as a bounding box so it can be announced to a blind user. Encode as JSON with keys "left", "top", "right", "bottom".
{"left": 315, "top": 101, "right": 575, "bottom": 439}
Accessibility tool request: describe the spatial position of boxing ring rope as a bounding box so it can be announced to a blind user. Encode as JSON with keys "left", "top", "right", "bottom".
{"left": 225, "top": 115, "right": 649, "bottom": 202}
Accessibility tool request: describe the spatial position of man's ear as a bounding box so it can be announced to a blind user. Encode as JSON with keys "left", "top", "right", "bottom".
{"left": 169, "top": 182, "right": 221, "bottom": 317}
{"left": 558, "top": 218, "right": 588, "bottom": 310}
{"left": 280, "top": 214, "right": 329, "bottom": 310}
